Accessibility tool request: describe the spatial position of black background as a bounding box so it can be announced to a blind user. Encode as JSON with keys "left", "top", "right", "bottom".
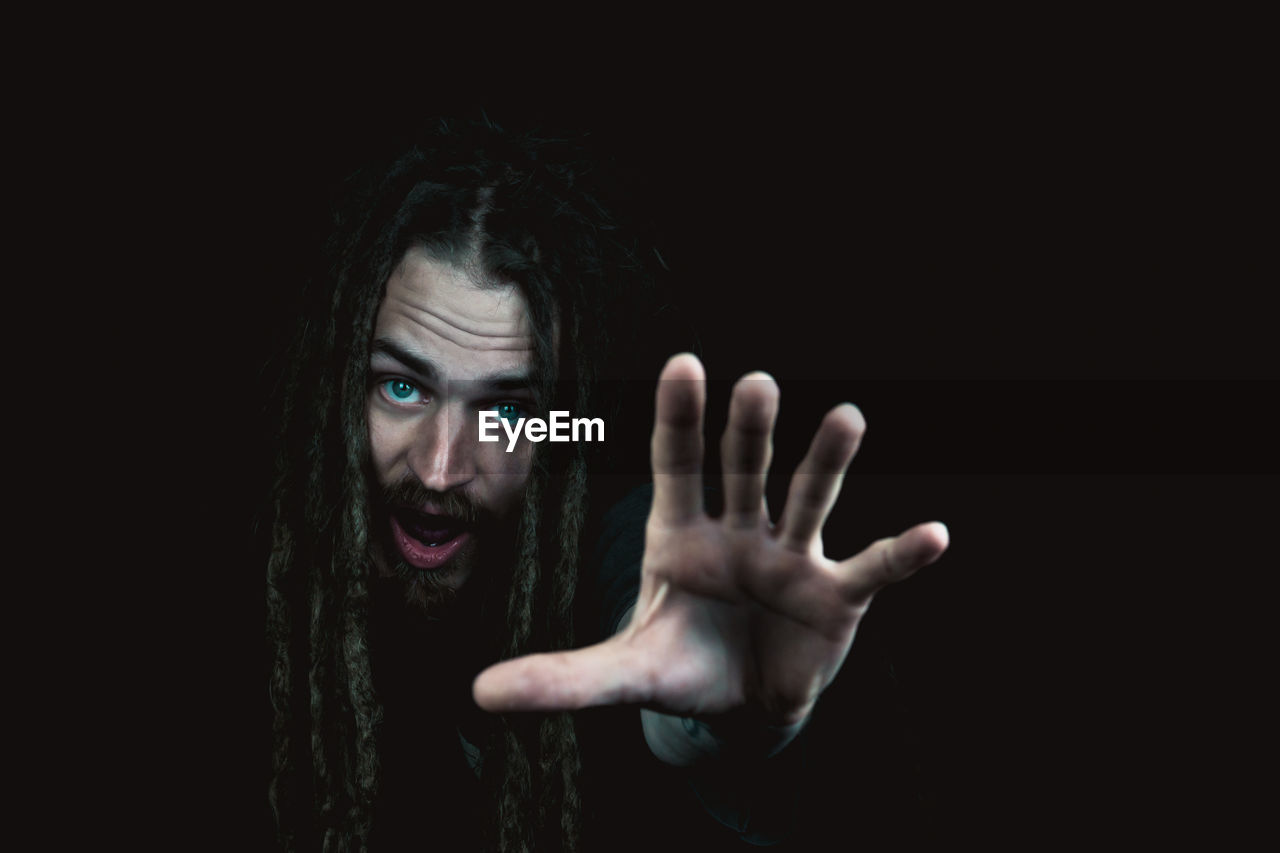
{"left": 155, "top": 55, "right": 1276, "bottom": 849}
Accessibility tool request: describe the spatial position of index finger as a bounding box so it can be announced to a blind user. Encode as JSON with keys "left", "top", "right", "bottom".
{"left": 650, "top": 353, "right": 706, "bottom": 525}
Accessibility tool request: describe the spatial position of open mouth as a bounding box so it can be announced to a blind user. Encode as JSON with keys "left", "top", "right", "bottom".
{"left": 397, "top": 509, "right": 465, "bottom": 546}
{"left": 390, "top": 509, "right": 471, "bottom": 570}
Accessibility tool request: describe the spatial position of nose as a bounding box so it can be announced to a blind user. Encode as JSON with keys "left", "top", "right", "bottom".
{"left": 406, "top": 403, "right": 476, "bottom": 494}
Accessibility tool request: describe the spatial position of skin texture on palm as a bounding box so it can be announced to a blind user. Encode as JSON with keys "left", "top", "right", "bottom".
{"left": 472, "top": 353, "right": 949, "bottom": 756}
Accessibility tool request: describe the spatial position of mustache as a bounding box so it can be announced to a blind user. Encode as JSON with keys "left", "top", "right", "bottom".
{"left": 380, "top": 477, "right": 484, "bottom": 525}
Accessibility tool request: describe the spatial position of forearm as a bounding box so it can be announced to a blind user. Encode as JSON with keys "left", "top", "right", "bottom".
{"left": 640, "top": 700, "right": 810, "bottom": 844}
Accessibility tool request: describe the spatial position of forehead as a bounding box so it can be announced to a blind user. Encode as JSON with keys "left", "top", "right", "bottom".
{"left": 373, "top": 247, "right": 535, "bottom": 379}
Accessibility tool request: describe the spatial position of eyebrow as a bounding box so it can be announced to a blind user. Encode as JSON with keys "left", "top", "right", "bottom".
{"left": 370, "top": 337, "right": 534, "bottom": 393}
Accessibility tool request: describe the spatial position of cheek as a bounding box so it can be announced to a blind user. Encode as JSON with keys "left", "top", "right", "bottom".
{"left": 476, "top": 442, "right": 535, "bottom": 516}
{"left": 366, "top": 408, "right": 401, "bottom": 480}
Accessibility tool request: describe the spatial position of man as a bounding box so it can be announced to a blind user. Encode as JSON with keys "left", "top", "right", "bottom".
{"left": 265, "top": 118, "right": 948, "bottom": 851}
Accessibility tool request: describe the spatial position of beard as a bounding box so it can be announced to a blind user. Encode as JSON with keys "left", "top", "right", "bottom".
{"left": 370, "top": 475, "right": 516, "bottom": 621}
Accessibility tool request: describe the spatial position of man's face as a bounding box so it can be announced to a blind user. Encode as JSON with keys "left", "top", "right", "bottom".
{"left": 366, "top": 246, "right": 537, "bottom": 613}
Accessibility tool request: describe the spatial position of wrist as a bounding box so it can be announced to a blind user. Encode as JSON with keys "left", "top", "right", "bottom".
{"left": 642, "top": 706, "right": 811, "bottom": 767}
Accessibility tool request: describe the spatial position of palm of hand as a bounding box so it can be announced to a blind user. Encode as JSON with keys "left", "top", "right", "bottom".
{"left": 474, "top": 354, "right": 947, "bottom": 724}
{"left": 622, "top": 513, "right": 860, "bottom": 726}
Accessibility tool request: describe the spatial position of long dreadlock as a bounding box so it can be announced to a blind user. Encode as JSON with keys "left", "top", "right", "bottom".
{"left": 265, "top": 117, "right": 645, "bottom": 851}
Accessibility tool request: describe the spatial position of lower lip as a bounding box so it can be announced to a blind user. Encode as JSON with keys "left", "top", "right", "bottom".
{"left": 390, "top": 516, "right": 470, "bottom": 570}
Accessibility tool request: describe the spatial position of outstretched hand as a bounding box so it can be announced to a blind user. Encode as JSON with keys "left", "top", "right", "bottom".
{"left": 474, "top": 354, "right": 948, "bottom": 729}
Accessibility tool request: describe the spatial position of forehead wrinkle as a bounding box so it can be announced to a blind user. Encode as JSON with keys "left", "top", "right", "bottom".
{"left": 385, "top": 295, "right": 535, "bottom": 353}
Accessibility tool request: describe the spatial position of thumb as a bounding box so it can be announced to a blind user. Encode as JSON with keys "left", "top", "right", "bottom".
{"left": 473, "top": 639, "right": 646, "bottom": 713}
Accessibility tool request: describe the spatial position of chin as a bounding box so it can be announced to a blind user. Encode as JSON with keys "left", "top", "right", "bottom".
{"left": 384, "top": 538, "right": 479, "bottom": 618}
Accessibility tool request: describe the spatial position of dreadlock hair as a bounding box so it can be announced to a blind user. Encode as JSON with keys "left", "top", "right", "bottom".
{"left": 266, "top": 117, "right": 646, "bottom": 851}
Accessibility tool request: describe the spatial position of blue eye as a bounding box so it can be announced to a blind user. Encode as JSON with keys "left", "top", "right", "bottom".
{"left": 494, "top": 402, "right": 524, "bottom": 423}
{"left": 382, "top": 379, "right": 423, "bottom": 404}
